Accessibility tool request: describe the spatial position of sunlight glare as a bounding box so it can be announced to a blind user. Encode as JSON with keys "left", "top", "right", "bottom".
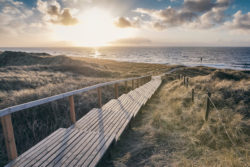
{"left": 52, "top": 8, "right": 134, "bottom": 47}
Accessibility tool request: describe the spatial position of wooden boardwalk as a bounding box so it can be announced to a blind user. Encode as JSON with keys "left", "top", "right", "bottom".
{"left": 5, "top": 76, "right": 162, "bottom": 167}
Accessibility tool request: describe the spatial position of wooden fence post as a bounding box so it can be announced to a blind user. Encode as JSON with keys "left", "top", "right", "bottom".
{"left": 1, "top": 114, "right": 18, "bottom": 161}
{"left": 125, "top": 81, "right": 128, "bottom": 92}
{"left": 132, "top": 80, "right": 135, "bottom": 89}
{"left": 97, "top": 87, "right": 102, "bottom": 107}
{"left": 137, "top": 79, "right": 139, "bottom": 88}
{"left": 192, "top": 89, "right": 194, "bottom": 102}
{"left": 183, "top": 76, "right": 186, "bottom": 85}
{"left": 205, "top": 92, "right": 211, "bottom": 121}
{"left": 186, "top": 77, "right": 189, "bottom": 87}
{"left": 69, "top": 95, "right": 76, "bottom": 124}
{"left": 115, "top": 83, "right": 118, "bottom": 98}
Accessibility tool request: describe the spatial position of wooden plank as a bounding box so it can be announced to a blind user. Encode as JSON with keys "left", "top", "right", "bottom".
{"left": 69, "top": 95, "right": 76, "bottom": 124}
{"left": 77, "top": 100, "right": 119, "bottom": 130}
{"left": 95, "top": 99, "right": 132, "bottom": 134}
{"left": 1, "top": 114, "right": 17, "bottom": 161}
{"left": 87, "top": 99, "right": 130, "bottom": 132}
{"left": 70, "top": 108, "right": 100, "bottom": 130}
{"left": 38, "top": 129, "right": 85, "bottom": 166}
{"left": 53, "top": 131, "right": 97, "bottom": 167}
{"left": 115, "top": 98, "right": 138, "bottom": 140}
{"left": 67, "top": 132, "right": 114, "bottom": 166}
{"left": 5, "top": 128, "right": 65, "bottom": 167}
{"left": 86, "top": 97, "right": 132, "bottom": 140}
{"left": 40, "top": 130, "right": 93, "bottom": 166}
{"left": 75, "top": 110, "right": 130, "bottom": 166}
{"left": 102, "top": 99, "right": 117, "bottom": 110}
{"left": 74, "top": 100, "right": 120, "bottom": 130}
{"left": 75, "top": 101, "right": 119, "bottom": 132}
{"left": 84, "top": 133, "right": 115, "bottom": 167}
{"left": 77, "top": 101, "right": 119, "bottom": 131}
{"left": 130, "top": 92, "right": 144, "bottom": 116}
{"left": 56, "top": 131, "right": 101, "bottom": 167}
{"left": 24, "top": 129, "right": 79, "bottom": 166}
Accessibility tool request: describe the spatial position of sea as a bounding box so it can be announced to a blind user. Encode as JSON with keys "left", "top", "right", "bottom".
{"left": 0, "top": 47, "right": 250, "bottom": 70}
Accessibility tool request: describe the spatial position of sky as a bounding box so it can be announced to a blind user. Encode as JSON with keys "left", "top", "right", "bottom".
{"left": 0, "top": 0, "right": 250, "bottom": 47}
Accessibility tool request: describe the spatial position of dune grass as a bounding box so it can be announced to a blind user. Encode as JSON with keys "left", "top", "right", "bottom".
{"left": 103, "top": 68, "right": 250, "bottom": 167}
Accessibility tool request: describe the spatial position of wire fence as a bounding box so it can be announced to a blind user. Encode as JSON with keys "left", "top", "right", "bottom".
{"left": 165, "top": 73, "right": 246, "bottom": 157}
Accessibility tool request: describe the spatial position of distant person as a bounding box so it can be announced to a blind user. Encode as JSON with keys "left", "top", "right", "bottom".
{"left": 200, "top": 57, "right": 203, "bottom": 63}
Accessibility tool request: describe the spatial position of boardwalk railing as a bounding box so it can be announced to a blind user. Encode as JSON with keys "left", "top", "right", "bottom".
{"left": 0, "top": 75, "right": 151, "bottom": 161}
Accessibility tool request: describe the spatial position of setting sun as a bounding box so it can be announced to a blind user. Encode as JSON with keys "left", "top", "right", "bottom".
{"left": 52, "top": 8, "right": 134, "bottom": 46}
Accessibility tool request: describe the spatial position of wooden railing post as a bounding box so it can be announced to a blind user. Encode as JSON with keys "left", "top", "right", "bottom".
{"left": 132, "top": 80, "right": 135, "bottom": 89}
{"left": 205, "top": 92, "right": 211, "bottom": 121}
{"left": 186, "top": 77, "right": 189, "bottom": 87}
{"left": 192, "top": 89, "right": 194, "bottom": 102}
{"left": 183, "top": 76, "right": 186, "bottom": 85}
{"left": 125, "top": 81, "right": 128, "bottom": 92}
{"left": 69, "top": 95, "right": 76, "bottom": 124}
{"left": 114, "top": 83, "right": 118, "bottom": 98}
{"left": 137, "top": 79, "right": 139, "bottom": 88}
{"left": 1, "top": 114, "right": 17, "bottom": 161}
{"left": 97, "top": 87, "right": 102, "bottom": 107}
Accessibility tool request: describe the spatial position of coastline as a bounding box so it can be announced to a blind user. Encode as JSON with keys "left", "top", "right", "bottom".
{"left": 1, "top": 47, "right": 249, "bottom": 71}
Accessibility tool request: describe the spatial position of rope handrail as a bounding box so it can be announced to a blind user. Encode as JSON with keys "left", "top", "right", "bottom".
{"left": 0, "top": 75, "right": 151, "bottom": 117}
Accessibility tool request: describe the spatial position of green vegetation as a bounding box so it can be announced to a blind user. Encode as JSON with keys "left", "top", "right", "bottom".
{"left": 0, "top": 51, "right": 174, "bottom": 166}
{"left": 103, "top": 68, "right": 250, "bottom": 167}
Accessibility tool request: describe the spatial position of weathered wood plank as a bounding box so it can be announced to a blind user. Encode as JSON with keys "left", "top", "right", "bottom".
{"left": 56, "top": 131, "right": 101, "bottom": 167}
{"left": 42, "top": 129, "right": 93, "bottom": 166}
{"left": 53, "top": 131, "right": 97, "bottom": 167}
{"left": 24, "top": 129, "right": 80, "bottom": 166}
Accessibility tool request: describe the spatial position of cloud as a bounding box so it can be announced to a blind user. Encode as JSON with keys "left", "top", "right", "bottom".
{"left": 184, "top": 0, "right": 230, "bottom": 12}
{"left": 131, "top": 0, "right": 231, "bottom": 30}
{"left": 134, "top": 7, "right": 197, "bottom": 29}
{"left": 114, "top": 16, "right": 141, "bottom": 28}
{"left": 224, "top": 11, "right": 250, "bottom": 31}
{"left": 37, "top": 0, "right": 78, "bottom": 26}
{"left": 114, "top": 17, "right": 132, "bottom": 28}
{"left": 0, "top": 0, "right": 34, "bottom": 35}
{"left": 184, "top": 0, "right": 214, "bottom": 12}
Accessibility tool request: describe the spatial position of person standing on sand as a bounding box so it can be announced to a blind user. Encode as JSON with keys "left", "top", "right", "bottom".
{"left": 200, "top": 57, "right": 203, "bottom": 63}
